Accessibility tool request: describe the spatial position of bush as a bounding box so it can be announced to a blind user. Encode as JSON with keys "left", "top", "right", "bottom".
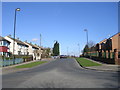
{"left": 5, "top": 57, "right": 10, "bottom": 60}
{"left": 4, "top": 57, "right": 13, "bottom": 60}
{"left": 22, "top": 56, "right": 30, "bottom": 59}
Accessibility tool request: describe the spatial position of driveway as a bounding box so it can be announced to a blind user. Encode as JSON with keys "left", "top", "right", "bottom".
{"left": 2, "top": 58, "right": 119, "bottom": 88}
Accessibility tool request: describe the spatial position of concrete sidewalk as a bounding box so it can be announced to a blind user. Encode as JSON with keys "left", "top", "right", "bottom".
{"left": 83, "top": 58, "right": 120, "bottom": 72}
{"left": 1, "top": 58, "right": 56, "bottom": 75}
{"left": 86, "top": 65, "right": 119, "bottom": 72}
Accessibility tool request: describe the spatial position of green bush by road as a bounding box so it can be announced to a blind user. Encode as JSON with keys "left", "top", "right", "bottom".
{"left": 15, "top": 61, "right": 47, "bottom": 68}
{"left": 75, "top": 57, "right": 102, "bottom": 67}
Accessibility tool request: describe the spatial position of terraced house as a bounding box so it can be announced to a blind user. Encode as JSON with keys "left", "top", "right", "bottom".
{"left": 99, "top": 33, "right": 120, "bottom": 53}
{"left": 83, "top": 32, "right": 120, "bottom": 65}
{"left": 0, "top": 36, "right": 11, "bottom": 57}
{"left": 4, "top": 36, "right": 29, "bottom": 55}
{"left": 99, "top": 32, "right": 120, "bottom": 64}
{"left": 24, "top": 41, "right": 43, "bottom": 60}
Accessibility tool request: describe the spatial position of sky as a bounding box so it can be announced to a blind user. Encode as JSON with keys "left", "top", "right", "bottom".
{"left": 2, "top": 2, "right": 118, "bottom": 56}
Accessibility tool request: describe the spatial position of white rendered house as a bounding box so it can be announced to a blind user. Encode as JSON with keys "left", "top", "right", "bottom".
{"left": 4, "top": 36, "right": 29, "bottom": 55}
{"left": 24, "top": 41, "right": 42, "bottom": 60}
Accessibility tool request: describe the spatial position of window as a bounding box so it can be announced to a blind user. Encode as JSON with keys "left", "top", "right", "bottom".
{"left": 0, "top": 41, "right": 2, "bottom": 46}
{"left": 18, "top": 51, "right": 21, "bottom": 55}
{"left": 37, "top": 53, "right": 39, "bottom": 56}
{"left": 3, "top": 41, "right": 6, "bottom": 46}
{"left": 0, "top": 52, "right": 2, "bottom": 55}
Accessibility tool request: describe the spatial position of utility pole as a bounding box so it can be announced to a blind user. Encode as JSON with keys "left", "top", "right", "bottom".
{"left": 84, "top": 29, "right": 89, "bottom": 56}
{"left": 40, "top": 34, "right": 41, "bottom": 47}
{"left": 67, "top": 47, "right": 68, "bottom": 56}
{"left": 78, "top": 43, "right": 80, "bottom": 57}
{"left": 39, "top": 34, "right": 42, "bottom": 60}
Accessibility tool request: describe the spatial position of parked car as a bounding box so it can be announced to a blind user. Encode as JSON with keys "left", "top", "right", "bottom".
{"left": 60, "top": 55, "right": 67, "bottom": 59}
{"left": 52, "top": 56, "right": 60, "bottom": 59}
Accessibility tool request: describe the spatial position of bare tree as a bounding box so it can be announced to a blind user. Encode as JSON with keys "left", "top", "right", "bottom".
{"left": 88, "top": 40, "right": 95, "bottom": 48}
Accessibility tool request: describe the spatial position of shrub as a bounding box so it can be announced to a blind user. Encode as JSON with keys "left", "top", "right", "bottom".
{"left": 22, "top": 56, "right": 30, "bottom": 59}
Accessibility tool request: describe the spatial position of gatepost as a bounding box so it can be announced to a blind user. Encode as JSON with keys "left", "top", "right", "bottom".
{"left": 114, "top": 49, "right": 120, "bottom": 65}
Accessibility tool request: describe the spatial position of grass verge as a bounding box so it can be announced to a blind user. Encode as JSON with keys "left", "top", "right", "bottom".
{"left": 15, "top": 61, "right": 47, "bottom": 68}
{"left": 75, "top": 57, "right": 102, "bottom": 67}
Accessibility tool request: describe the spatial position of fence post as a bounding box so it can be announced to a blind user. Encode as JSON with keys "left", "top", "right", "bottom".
{"left": 114, "top": 49, "right": 120, "bottom": 65}
{"left": 99, "top": 49, "right": 102, "bottom": 58}
{"left": 108, "top": 50, "right": 110, "bottom": 59}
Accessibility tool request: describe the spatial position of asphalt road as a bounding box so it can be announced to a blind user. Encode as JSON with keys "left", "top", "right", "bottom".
{"left": 2, "top": 58, "right": 119, "bottom": 88}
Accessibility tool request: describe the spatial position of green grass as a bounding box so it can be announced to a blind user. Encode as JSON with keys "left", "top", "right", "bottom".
{"left": 75, "top": 57, "right": 102, "bottom": 67}
{"left": 15, "top": 61, "right": 47, "bottom": 68}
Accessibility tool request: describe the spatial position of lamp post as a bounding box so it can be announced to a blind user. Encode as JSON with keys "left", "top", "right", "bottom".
{"left": 84, "top": 29, "right": 88, "bottom": 46}
{"left": 84, "top": 29, "right": 89, "bottom": 56}
{"left": 13, "top": 8, "right": 20, "bottom": 64}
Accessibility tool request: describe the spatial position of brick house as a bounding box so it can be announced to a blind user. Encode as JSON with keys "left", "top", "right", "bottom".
{"left": 99, "top": 32, "right": 120, "bottom": 53}
{"left": 98, "top": 32, "right": 120, "bottom": 64}
{"left": 99, "top": 33, "right": 120, "bottom": 51}
{"left": 84, "top": 32, "right": 120, "bottom": 64}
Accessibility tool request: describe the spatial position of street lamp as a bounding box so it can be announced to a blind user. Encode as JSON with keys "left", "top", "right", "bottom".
{"left": 84, "top": 29, "right": 89, "bottom": 56}
{"left": 13, "top": 8, "right": 20, "bottom": 64}
{"left": 84, "top": 29, "right": 88, "bottom": 46}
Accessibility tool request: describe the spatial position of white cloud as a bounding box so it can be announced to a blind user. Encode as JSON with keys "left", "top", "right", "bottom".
{"left": 31, "top": 38, "right": 38, "bottom": 42}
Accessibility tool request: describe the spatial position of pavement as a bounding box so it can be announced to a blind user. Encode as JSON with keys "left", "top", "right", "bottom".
{"left": 1, "top": 58, "right": 56, "bottom": 75}
{"left": 2, "top": 58, "right": 119, "bottom": 88}
{"left": 82, "top": 58, "right": 120, "bottom": 72}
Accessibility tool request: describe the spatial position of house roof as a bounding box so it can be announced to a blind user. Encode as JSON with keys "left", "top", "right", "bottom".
{"left": 34, "top": 45, "right": 44, "bottom": 50}
{"left": 99, "top": 32, "right": 120, "bottom": 44}
{"left": 99, "top": 38, "right": 107, "bottom": 44}
{"left": 24, "top": 42, "right": 39, "bottom": 49}
{"left": 0, "top": 36, "right": 11, "bottom": 43}
{"left": 7, "top": 36, "right": 28, "bottom": 47}
{"left": 109, "top": 32, "right": 120, "bottom": 39}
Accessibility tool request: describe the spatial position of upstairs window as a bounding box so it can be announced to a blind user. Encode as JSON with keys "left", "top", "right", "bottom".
{"left": 0, "top": 41, "right": 2, "bottom": 46}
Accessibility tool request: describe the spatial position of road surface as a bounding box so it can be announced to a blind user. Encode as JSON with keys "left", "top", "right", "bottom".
{"left": 2, "top": 58, "right": 119, "bottom": 88}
